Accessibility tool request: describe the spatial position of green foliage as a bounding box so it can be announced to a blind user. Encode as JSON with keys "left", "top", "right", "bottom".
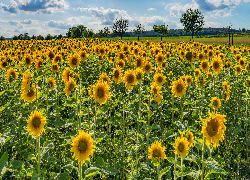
{"left": 153, "top": 24, "right": 169, "bottom": 41}
{"left": 98, "top": 27, "right": 111, "bottom": 38}
{"left": 112, "top": 17, "right": 129, "bottom": 40}
{"left": 133, "top": 24, "right": 145, "bottom": 41}
{"left": 180, "top": 8, "right": 205, "bottom": 39}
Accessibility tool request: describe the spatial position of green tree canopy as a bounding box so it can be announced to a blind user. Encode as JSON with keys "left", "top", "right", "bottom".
{"left": 133, "top": 24, "right": 145, "bottom": 41}
{"left": 112, "top": 17, "right": 129, "bottom": 40}
{"left": 153, "top": 24, "right": 169, "bottom": 41}
{"left": 180, "top": 8, "right": 205, "bottom": 39}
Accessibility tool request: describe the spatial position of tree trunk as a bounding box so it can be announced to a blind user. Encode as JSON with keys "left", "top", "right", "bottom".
{"left": 161, "top": 36, "right": 162, "bottom": 41}
{"left": 138, "top": 36, "right": 139, "bottom": 41}
{"left": 192, "top": 31, "right": 194, "bottom": 40}
{"left": 121, "top": 34, "right": 122, "bottom": 40}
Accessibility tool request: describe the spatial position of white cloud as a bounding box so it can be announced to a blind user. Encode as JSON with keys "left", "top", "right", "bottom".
{"left": 204, "top": 22, "right": 222, "bottom": 28}
{"left": 166, "top": 2, "right": 199, "bottom": 17}
{"left": 206, "top": 0, "right": 241, "bottom": 8}
{"left": 148, "top": 8, "right": 156, "bottom": 11}
{"left": 45, "top": 20, "right": 79, "bottom": 29}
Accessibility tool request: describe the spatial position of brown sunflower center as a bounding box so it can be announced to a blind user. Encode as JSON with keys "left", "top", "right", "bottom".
{"left": 240, "top": 60, "right": 244, "bottom": 66}
{"left": 236, "top": 67, "right": 241, "bottom": 72}
{"left": 127, "top": 74, "right": 135, "bottom": 84}
{"left": 2, "top": 62, "right": 7, "bottom": 67}
{"left": 32, "top": 117, "right": 41, "bottom": 128}
{"left": 27, "top": 89, "right": 35, "bottom": 97}
{"left": 153, "top": 150, "right": 160, "bottom": 158}
{"left": 114, "top": 70, "right": 119, "bottom": 79}
{"left": 78, "top": 141, "right": 87, "bottom": 152}
{"left": 69, "top": 83, "right": 74, "bottom": 91}
{"left": 186, "top": 52, "right": 192, "bottom": 61}
{"left": 157, "top": 76, "right": 163, "bottom": 83}
{"left": 49, "top": 81, "right": 53, "bottom": 88}
{"left": 178, "top": 143, "right": 184, "bottom": 152}
{"left": 118, "top": 61, "right": 124, "bottom": 68}
{"left": 145, "top": 64, "right": 150, "bottom": 71}
{"left": 157, "top": 56, "right": 163, "bottom": 63}
{"left": 52, "top": 65, "right": 58, "bottom": 71}
{"left": 38, "top": 61, "right": 42, "bottom": 68}
{"left": 72, "top": 57, "right": 78, "bottom": 65}
{"left": 136, "top": 73, "right": 142, "bottom": 80}
{"left": 206, "top": 118, "right": 219, "bottom": 137}
{"left": 176, "top": 84, "right": 183, "bottom": 92}
{"left": 81, "top": 52, "right": 86, "bottom": 59}
{"left": 213, "top": 62, "right": 219, "bottom": 69}
{"left": 136, "top": 59, "right": 142, "bottom": 67}
{"left": 10, "top": 72, "right": 16, "bottom": 79}
{"left": 26, "top": 58, "right": 31, "bottom": 65}
{"left": 212, "top": 100, "right": 218, "bottom": 107}
{"left": 202, "top": 62, "right": 207, "bottom": 69}
{"left": 97, "top": 87, "right": 104, "bottom": 98}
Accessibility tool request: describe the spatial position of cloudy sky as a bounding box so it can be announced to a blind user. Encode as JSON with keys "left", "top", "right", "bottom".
{"left": 0, "top": 0, "right": 249, "bottom": 38}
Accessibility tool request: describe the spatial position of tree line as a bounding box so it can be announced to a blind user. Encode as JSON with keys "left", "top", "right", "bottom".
{"left": 1, "top": 9, "right": 250, "bottom": 40}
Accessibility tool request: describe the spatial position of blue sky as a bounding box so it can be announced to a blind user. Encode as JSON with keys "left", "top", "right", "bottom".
{"left": 0, "top": 0, "right": 249, "bottom": 38}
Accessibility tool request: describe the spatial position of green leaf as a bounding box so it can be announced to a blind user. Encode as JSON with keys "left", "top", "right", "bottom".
{"left": 161, "top": 166, "right": 171, "bottom": 176}
{"left": 186, "top": 170, "right": 201, "bottom": 179}
{"left": 95, "top": 156, "right": 105, "bottom": 168}
{"left": 0, "top": 90, "right": 5, "bottom": 96}
{"left": 85, "top": 167, "right": 100, "bottom": 178}
{"left": 11, "top": 160, "right": 23, "bottom": 171}
{"left": 167, "top": 157, "right": 175, "bottom": 164}
{"left": 97, "top": 105, "right": 108, "bottom": 116}
{"left": 41, "top": 142, "right": 54, "bottom": 157}
{"left": 0, "top": 152, "right": 8, "bottom": 174}
{"left": 58, "top": 172, "right": 69, "bottom": 180}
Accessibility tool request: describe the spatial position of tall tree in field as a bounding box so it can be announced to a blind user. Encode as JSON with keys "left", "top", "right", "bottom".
{"left": 180, "top": 8, "right": 205, "bottom": 40}
{"left": 112, "top": 17, "right": 129, "bottom": 40}
{"left": 133, "top": 24, "right": 145, "bottom": 41}
{"left": 153, "top": 24, "right": 169, "bottom": 41}
{"left": 99, "top": 27, "right": 111, "bottom": 38}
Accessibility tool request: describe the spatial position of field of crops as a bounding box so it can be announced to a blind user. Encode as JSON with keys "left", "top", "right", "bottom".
{"left": 0, "top": 38, "right": 250, "bottom": 179}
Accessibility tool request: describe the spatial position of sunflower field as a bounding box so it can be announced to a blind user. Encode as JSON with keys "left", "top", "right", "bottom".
{"left": 0, "top": 38, "right": 250, "bottom": 179}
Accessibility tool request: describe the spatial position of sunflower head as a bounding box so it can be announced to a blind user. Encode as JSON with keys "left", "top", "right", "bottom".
{"left": 202, "top": 113, "right": 226, "bottom": 148}
{"left": 64, "top": 77, "right": 76, "bottom": 96}
{"left": 200, "top": 60, "right": 209, "bottom": 72}
{"left": 184, "top": 130, "right": 195, "bottom": 147}
{"left": 112, "top": 66, "right": 123, "bottom": 84}
{"left": 98, "top": 72, "right": 111, "bottom": 85}
{"left": 211, "top": 57, "right": 223, "bottom": 74}
{"left": 222, "top": 92, "right": 230, "bottom": 102}
{"left": 47, "top": 77, "right": 56, "bottom": 90}
{"left": 148, "top": 140, "right": 167, "bottom": 162}
{"left": 154, "top": 72, "right": 166, "bottom": 86}
{"left": 235, "top": 65, "right": 242, "bottom": 75}
{"left": 116, "top": 59, "right": 125, "bottom": 69}
{"left": 93, "top": 81, "right": 111, "bottom": 105}
{"left": 70, "top": 130, "right": 96, "bottom": 164}
{"left": 123, "top": 69, "right": 137, "bottom": 90}
{"left": 6, "top": 68, "right": 18, "bottom": 84}
{"left": 194, "top": 69, "right": 201, "bottom": 78}
{"left": 185, "top": 51, "right": 193, "bottom": 64}
{"left": 68, "top": 54, "right": 80, "bottom": 69}
{"left": 171, "top": 79, "right": 187, "bottom": 98}
{"left": 135, "top": 68, "right": 144, "bottom": 82}
{"left": 173, "top": 137, "right": 189, "bottom": 158}
{"left": 144, "top": 61, "right": 153, "bottom": 74}
{"left": 135, "top": 56, "right": 144, "bottom": 68}
{"left": 155, "top": 53, "right": 164, "bottom": 65}
{"left": 26, "top": 110, "right": 47, "bottom": 137}
{"left": 211, "top": 97, "right": 221, "bottom": 109}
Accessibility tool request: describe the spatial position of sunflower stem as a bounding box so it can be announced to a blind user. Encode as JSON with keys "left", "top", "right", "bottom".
{"left": 246, "top": 87, "right": 249, "bottom": 163}
{"left": 147, "top": 94, "right": 151, "bottom": 143}
{"left": 172, "top": 94, "right": 174, "bottom": 122}
{"left": 37, "top": 137, "right": 41, "bottom": 175}
{"left": 181, "top": 157, "right": 183, "bottom": 180}
{"left": 174, "top": 153, "right": 177, "bottom": 180}
{"left": 76, "top": 87, "right": 79, "bottom": 130}
{"left": 94, "top": 102, "right": 97, "bottom": 142}
{"left": 158, "top": 163, "right": 161, "bottom": 180}
{"left": 201, "top": 138, "right": 205, "bottom": 180}
{"left": 180, "top": 97, "right": 183, "bottom": 123}
{"left": 79, "top": 162, "right": 82, "bottom": 180}
{"left": 136, "top": 82, "right": 141, "bottom": 174}
{"left": 46, "top": 86, "right": 48, "bottom": 113}
{"left": 122, "top": 93, "right": 125, "bottom": 179}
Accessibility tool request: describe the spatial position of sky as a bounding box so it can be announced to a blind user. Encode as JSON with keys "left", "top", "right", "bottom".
{"left": 0, "top": 0, "right": 250, "bottom": 38}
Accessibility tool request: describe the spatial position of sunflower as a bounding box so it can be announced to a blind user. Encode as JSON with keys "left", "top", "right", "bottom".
{"left": 98, "top": 72, "right": 111, "bottom": 85}
{"left": 239, "top": 58, "right": 246, "bottom": 68}
{"left": 202, "top": 113, "right": 226, "bottom": 148}
{"left": 235, "top": 65, "right": 242, "bottom": 75}
{"left": 155, "top": 53, "right": 164, "bottom": 65}
{"left": 53, "top": 54, "right": 63, "bottom": 64}
{"left": 116, "top": 59, "right": 125, "bottom": 69}
{"left": 112, "top": 66, "right": 123, "bottom": 84}
{"left": 21, "top": 83, "right": 39, "bottom": 103}
{"left": 79, "top": 51, "right": 88, "bottom": 62}
{"left": 194, "top": 69, "right": 201, "bottom": 79}
{"left": 225, "top": 60, "right": 232, "bottom": 70}
{"left": 0, "top": 59, "right": 8, "bottom": 70}
{"left": 222, "top": 81, "right": 230, "bottom": 92}
{"left": 135, "top": 68, "right": 144, "bottom": 82}
{"left": 68, "top": 54, "right": 80, "bottom": 69}
{"left": 173, "top": 137, "right": 189, "bottom": 158}
{"left": 208, "top": 50, "right": 213, "bottom": 59}
{"left": 150, "top": 82, "right": 163, "bottom": 104}
{"left": 235, "top": 54, "right": 242, "bottom": 62}
{"left": 21, "top": 70, "right": 32, "bottom": 92}
{"left": 200, "top": 60, "right": 210, "bottom": 72}
{"left": 26, "top": 110, "right": 47, "bottom": 137}
{"left": 198, "top": 52, "right": 204, "bottom": 61}
{"left": 24, "top": 55, "right": 33, "bottom": 67}
{"left": 171, "top": 79, "right": 187, "bottom": 98}
{"left": 51, "top": 63, "right": 59, "bottom": 73}
{"left": 148, "top": 140, "right": 167, "bottom": 162}
{"left": 70, "top": 130, "right": 96, "bottom": 164}
{"left": 93, "top": 81, "right": 111, "bottom": 105}
{"left": 245, "top": 63, "right": 250, "bottom": 72}
{"left": 143, "top": 61, "right": 153, "bottom": 74}
{"left": 117, "top": 51, "right": 126, "bottom": 61}
{"left": 185, "top": 75, "right": 193, "bottom": 86}
{"left": 64, "top": 77, "right": 76, "bottom": 96}
{"left": 48, "top": 50, "right": 55, "bottom": 60}
{"left": 88, "top": 84, "right": 94, "bottom": 99}
{"left": 62, "top": 67, "right": 73, "bottom": 82}
{"left": 184, "top": 130, "right": 195, "bottom": 147}
{"left": 222, "top": 91, "right": 230, "bottom": 102}
{"left": 47, "top": 77, "right": 56, "bottom": 90}
{"left": 211, "top": 97, "right": 221, "bottom": 109}
{"left": 5, "top": 68, "right": 18, "bottom": 84}
{"left": 123, "top": 69, "right": 137, "bottom": 90}
{"left": 135, "top": 56, "right": 144, "bottom": 68}
{"left": 211, "top": 57, "right": 223, "bottom": 74}
{"left": 35, "top": 58, "right": 43, "bottom": 71}
{"left": 185, "top": 51, "right": 193, "bottom": 64}
{"left": 153, "top": 73, "right": 166, "bottom": 86}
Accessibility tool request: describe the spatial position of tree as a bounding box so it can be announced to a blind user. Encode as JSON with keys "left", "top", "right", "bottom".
{"left": 133, "top": 24, "right": 145, "bottom": 41}
{"left": 45, "top": 34, "right": 53, "bottom": 40}
{"left": 99, "top": 27, "right": 111, "bottom": 38}
{"left": 13, "top": 35, "right": 18, "bottom": 40}
{"left": 0, "top": 36, "right": 5, "bottom": 41}
{"left": 153, "top": 24, "right": 169, "bottom": 41}
{"left": 71, "top": 25, "right": 87, "bottom": 38}
{"left": 18, "top": 34, "right": 23, "bottom": 40}
{"left": 180, "top": 8, "right": 205, "bottom": 40}
{"left": 37, "top": 35, "right": 44, "bottom": 40}
{"left": 82, "top": 29, "right": 96, "bottom": 38}
{"left": 112, "top": 17, "right": 129, "bottom": 40}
